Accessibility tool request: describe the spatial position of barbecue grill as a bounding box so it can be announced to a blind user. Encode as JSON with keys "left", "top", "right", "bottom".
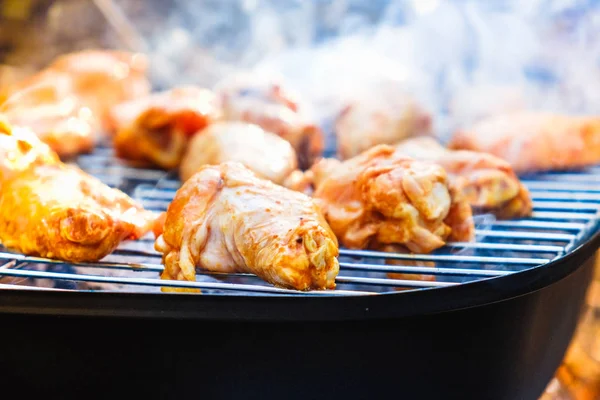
{"left": 0, "top": 144, "right": 598, "bottom": 399}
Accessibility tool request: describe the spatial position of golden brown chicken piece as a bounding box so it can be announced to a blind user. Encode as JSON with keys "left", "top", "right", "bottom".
{"left": 311, "top": 145, "right": 474, "bottom": 253}
{"left": 0, "top": 165, "right": 156, "bottom": 262}
{"left": 179, "top": 121, "right": 297, "bottom": 184}
{"left": 335, "top": 84, "right": 432, "bottom": 160}
{"left": 449, "top": 112, "right": 600, "bottom": 173}
{"left": 0, "top": 72, "right": 98, "bottom": 157}
{"left": 2, "top": 50, "right": 150, "bottom": 131}
{"left": 395, "top": 137, "right": 532, "bottom": 219}
{"left": 215, "top": 73, "right": 323, "bottom": 169}
{"left": 155, "top": 162, "right": 340, "bottom": 291}
{"left": 0, "top": 119, "right": 156, "bottom": 262}
{"left": 112, "top": 86, "right": 222, "bottom": 169}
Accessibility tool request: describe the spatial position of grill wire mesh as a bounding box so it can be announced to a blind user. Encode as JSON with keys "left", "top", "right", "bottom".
{"left": 0, "top": 144, "right": 599, "bottom": 296}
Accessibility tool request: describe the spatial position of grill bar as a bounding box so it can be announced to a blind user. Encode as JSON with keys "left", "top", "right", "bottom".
{"left": 0, "top": 268, "right": 375, "bottom": 295}
{"left": 339, "top": 249, "right": 550, "bottom": 264}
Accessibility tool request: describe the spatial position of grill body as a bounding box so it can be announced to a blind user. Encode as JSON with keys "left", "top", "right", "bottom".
{"left": 0, "top": 251, "right": 594, "bottom": 400}
{"left": 0, "top": 145, "right": 599, "bottom": 398}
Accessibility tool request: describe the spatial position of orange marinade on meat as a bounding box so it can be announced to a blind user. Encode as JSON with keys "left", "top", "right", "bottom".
{"left": 112, "top": 86, "right": 222, "bottom": 169}
{"left": 0, "top": 118, "right": 156, "bottom": 262}
{"left": 2, "top": 50, "right": 150, "bottom": 130}
{"left": 311, "top": 145, "right": 474, "bottom": 253}
{"left": 155, "top": 162, "right": 339, "bottom": 291}
{"left": 395, "top": 137, "right": 532, "bottom": 219}
{"left": 0, "top": 50, "right": 150, "bottom": 156}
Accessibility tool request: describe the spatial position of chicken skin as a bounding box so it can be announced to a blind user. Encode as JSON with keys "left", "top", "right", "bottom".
{"left": 0, "top": 72, "right": 98, "bottom": 157}
{"left": 215, "top": 73, "right": 323, "bottom": 169}
{"left": 2, "top": 50, "right": 150, "bottom": 132}
{"left": 449, "top": 112, "right": 600, "bottom": 173}
{"left": 179, "top": 121, "right": 297, "bottom": 184}
{"left": 155, "top": 162, "right": 339, "bottom": 291}
{"left": 0, "top": 119, "right": 156, "bottom": 262}
{"left": 310, "top": 145, "right": 474, "bottom": 253}
{"left": 395, "top": 137, "right": 532, "bottom": 219}
{"left": 335, "top": 85, "right": 432, "bottom": 160}
{"left": 112, "top": 87, "right": 222, "bottom": 169}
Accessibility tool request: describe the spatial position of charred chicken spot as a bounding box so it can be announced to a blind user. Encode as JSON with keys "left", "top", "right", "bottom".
{"left": 296, "top": 237, "right": 303, "bottom": 244}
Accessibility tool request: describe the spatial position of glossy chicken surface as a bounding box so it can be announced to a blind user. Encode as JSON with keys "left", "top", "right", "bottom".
{"left": 335, "top": 86, "right": 432, "bottom": 159}
{"left": 155, "top": 162, "right": 339, "bottom": 291}
{"left": 179, "top": 121, "right": 297, "bottom": 184}
{"left": 215, "top": 73, "right": 323, "bottom": 169}
{"left": 112, "top": 86, "right": 222, "bottom": 169}
{"left": 2, "top": 50, "right": 150, "bottom": 131}
{"left": 0, "top": 72, "right": 98, "bottom": 157}
{"left": 449, "top": 112, "right": 600, "bottom": 173}
{"left": 0, "top": 119, "right": 156, "bottom": 262}
{"left": 311, "top": 145, "right": 474, "bottom": 253}
{"left": 395, "top": 137, "right": 532, "bottom": 219}
{"left": 0, "top": 117, "right": 59, "bottom": 181}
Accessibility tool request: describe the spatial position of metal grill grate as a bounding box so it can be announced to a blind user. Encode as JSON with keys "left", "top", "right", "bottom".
{"left": 0, "top": 145, "right": 598, "bottom": 296}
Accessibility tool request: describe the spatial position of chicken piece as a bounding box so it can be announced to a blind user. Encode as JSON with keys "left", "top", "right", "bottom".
{"left": 311, "top": 145, "right": 474, "bottom": 253}
{"left": 0, "top": 119, "right": 156, "bottom": 262}
{"left": 215, "top": 73, "right": 323, "bottom": 169}
{"left": 112, "top": 87, "right": 222, "bottom": 169}
{"left": 395, "top": 137, "right": 532, "bottom": 219}
{"left": 179, "top": 121, "right": 297, "bottom": 184}
{"left": 2, "top": 50, "right": 150, "bottom": 131}
{"left": 155, "top": 162, "right": 339, "bottom": 291}
{"left": 0, "top": 165, "right": 156, "bottom": 262}
{"left": 449, "top": 112, "right": 600, "bottom": 173}
{"left": 335, "top": 83, "right": 432, "bottom": 160}
{"left": 0, "top": 72, "right": 99, "bottom": 157}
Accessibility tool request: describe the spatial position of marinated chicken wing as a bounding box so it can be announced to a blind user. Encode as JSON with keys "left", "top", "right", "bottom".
{"left": 0, "top": 72, "right": 98, "bottom": 157}
{"left": 0, "top": 119, "right": 156, "bottom": 262}
{"left": 112, "top": 87, "right": 222, "bottom": 169}
{"left": 335, "top": 83, "right": 432, "bottom": 159}
{"left": 2, "top": 50, "right": 150, "bottom": 131}
{"left": 311, "top": 145, "right": 474, "bottom": 253}
{"left": 395, "top": 137, "right": 532, "bottom": 218}
{"left": 155, "top": 162, "right": 339, "bottom": 291}
{"left": 215, "top": 73, "right": 323, "bottom": 169}
{"left": 179, "top": 121, "right": 297, "bottom": 184}
{"left": 449, "top": 112, "right": 600, "bottom": 173}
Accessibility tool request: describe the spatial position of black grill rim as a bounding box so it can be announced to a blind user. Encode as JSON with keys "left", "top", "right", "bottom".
{"left": 0, "top": 224, "right": 597, "bottom": 322}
